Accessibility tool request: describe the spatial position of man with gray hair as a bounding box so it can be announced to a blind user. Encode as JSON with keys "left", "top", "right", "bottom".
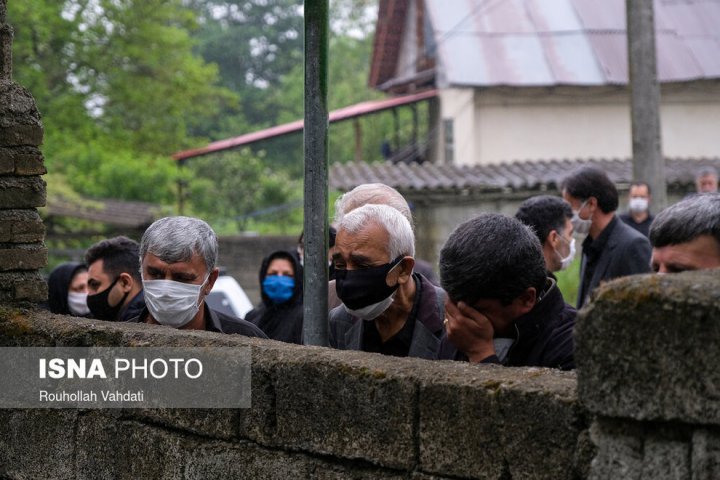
{"left": 333, "top": 183, "right": 438, "bottom": 288}
{"left": 650, "top": 194, "right": 720, "bottom": 273}
{"left": 130, "top": 216, "right": 267, "bottom": 336}
{"left": 329, "top": 204, "right": 445, "bottom": 359}
{"left": 695, "top": 167, "right": 718, "bottom": 194}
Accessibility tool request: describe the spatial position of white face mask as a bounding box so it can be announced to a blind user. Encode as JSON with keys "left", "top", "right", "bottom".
{"left": 571, "top": 200, "right": 592, "bottom": 236}
{"left": 554, "top": 236, "right": 576, "bottom": 271}
{"left": 142, "top": 276, "right": 208, "bottom": 328}
{"left": 628, "top": 197, "right": 649, "bottom": 213}
{"left": 343, "top": 294, "right": 394, "bottom": 320}
{"left": 67, "top": 291, "right": 91, "bottom": 316}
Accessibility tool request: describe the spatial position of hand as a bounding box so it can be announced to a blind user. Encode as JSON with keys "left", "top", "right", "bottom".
{"left": 445, "top": 299, "right": 496, "bottom": 363}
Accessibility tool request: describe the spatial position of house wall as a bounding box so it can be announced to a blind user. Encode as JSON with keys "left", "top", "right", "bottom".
{"left": 436, "top": 83, "right": 720, "bottom": 165}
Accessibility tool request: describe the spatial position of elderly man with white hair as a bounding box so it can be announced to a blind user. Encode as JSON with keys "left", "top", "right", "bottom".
{"left": 329, "top": 204, "right": 445, "bottom": 359}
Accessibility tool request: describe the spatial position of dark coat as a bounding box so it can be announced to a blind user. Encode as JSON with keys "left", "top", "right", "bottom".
{"left": 437, "top": 279, "right": 576, "bottom": 370}
{"left": 619, "top": 212, "right": 654, "bottom": 238}
{"left": 120, "top": 290, "right": 146, "bottom": 322}
{"left": 46, "top": 262, "right": 87, "bottom": 315}
{"left": 328, "top": 273, "right": 446, "bottom": 359}
{"left": 245, "top": 250, "right": 304, "bottom": 344}
{"left": 578, "top": 216, "right": 652, "bottom": 308}
{"left": 129, "top": 304, "right": 268, "bottom": 337}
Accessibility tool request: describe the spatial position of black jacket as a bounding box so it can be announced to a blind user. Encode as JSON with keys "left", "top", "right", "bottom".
{"left": 120, "top": 290, "right": 146, "bottom": 322}
{"left": 245, "top": 250, "right": 304, "bottom": 344}
{"left": 129, "top": 304, "right": 267, "bottom": 337}
{"left": 437, "top": 279, "right": 576, "bottom": 370}
{"left": 578, "top": 216, "right": 652, "bottom": 308}
{"left": 329, "top": 273, "right": 446, "bottom": 359}
{"left": 46, "top": 262, "right": 87, "bottom": 315}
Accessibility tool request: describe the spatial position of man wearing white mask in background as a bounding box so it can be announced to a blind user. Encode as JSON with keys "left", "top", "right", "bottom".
{"left": 329, "top": 204, "right": 445, "bottom": 359}
{"left": 619, "top": 181, "right": 654, "bottom": 238}
{"left": 130, "top": 216, "right": 267, "bottom": 337}
{"left": 561, "top": 167, "right": 651, "bottom": 309}
{"left": 515, "top": 195, "right": 576, "bottom": 281}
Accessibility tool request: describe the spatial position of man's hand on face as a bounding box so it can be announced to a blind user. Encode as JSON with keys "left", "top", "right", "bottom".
{"left": 445, "top": 300, "right": 496, "bottom": 363}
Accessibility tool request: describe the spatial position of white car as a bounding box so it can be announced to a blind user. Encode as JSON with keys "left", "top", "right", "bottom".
{"left": 206, "top": 275, "right": 254, "bottom": 320}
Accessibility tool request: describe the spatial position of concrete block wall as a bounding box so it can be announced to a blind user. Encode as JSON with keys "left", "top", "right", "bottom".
{"left": 0, "top": 308, "right": 591, "bottom": 479}
{"left": 0, "top": 2, "right": 48, "bottom": 304}
{"left": 576, "top": 270, "right": 720, "bottom": 480}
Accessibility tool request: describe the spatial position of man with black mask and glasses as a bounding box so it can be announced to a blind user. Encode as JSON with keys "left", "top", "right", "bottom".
{"left": 329, "top": 204, "right": 445, "bottom": 359}
{"left": 85, "top": 236, "right": 145, "bottom": 322}
{"left": 129, "top": 216, "right": 266, "bottom": 336}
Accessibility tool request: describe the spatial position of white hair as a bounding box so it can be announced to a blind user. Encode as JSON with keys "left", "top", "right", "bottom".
{"left": 338, "top": 204, "right": 415, "bottom": 258}
{"left": 334, "top": 183, "right": 413, "bottom": 227}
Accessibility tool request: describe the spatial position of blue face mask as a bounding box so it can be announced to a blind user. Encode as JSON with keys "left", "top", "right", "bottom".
{"left": 262, "top": 275, "right": 295, "bottom": 304}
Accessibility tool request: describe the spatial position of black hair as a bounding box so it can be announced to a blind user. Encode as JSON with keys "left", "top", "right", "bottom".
{"left": 649, "top": 193, "right": 720, "bottom": 248}
{"left": 515, "top": 195, "right": 572, "bottom": 245}
{"left": 629, "top": 181, "right": 651, "bottom": 194}
{"left": 561, "top": 166, "right": 619, "bottom": 213}
{"left": 85, "top": 236, "right": 141, "bottom": 283}
{"left": 439, "top": 213, "right": 547, "bottom": 306}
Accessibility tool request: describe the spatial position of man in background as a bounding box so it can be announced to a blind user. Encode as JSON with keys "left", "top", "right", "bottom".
{"left": 561, "top": 167, "right": 651, "bottom": 308}
{"left": 619, "top": 181, "right": 654, "bottom": 237}
{"left": 650, "top": 194, "right": 720, "bottom": 273}
{"left": 695, "top": 167, "right": 719, "bottom": 194}
{"left": 85, "top": 236, "right": 145, "bottom": 321}
{"left": 515, "top": 195, "right": 576, "bottom": 276}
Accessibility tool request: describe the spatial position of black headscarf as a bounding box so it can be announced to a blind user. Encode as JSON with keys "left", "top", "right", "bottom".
{"left": 47, "top": 262, "right": 87, "bottom": 315}
{"left": 245, "top": 250, "right": 304, "bottom": 344}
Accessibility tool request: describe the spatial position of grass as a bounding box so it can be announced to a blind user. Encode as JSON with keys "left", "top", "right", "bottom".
{"left": 555, "top": 257, "right": 581, "bottom": 306}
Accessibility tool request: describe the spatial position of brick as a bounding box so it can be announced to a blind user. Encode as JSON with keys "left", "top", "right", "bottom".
{"left": 0, "top": 244, "right": 47, "bottom": 271}
{"left": 0, "top": 209, "right": 45, "bottom": 243}
{"left": 0, "top": 124, "right": 43, "bottom": 147}
{"left": 0, "top": 177, "right": 46, "bottom": 208}
{"left": 0, "top": 23, "right": 11, "bottom": 81}
{"left": 577, "top": 271, "right": 720, "bottom": 425}
{"left": 0, "top": 270, "right": 47, "bottom": 303}
{"left": 0, "top": 147, "right": 45, "bottom": 175}
{"left": 641, "top": 437, "right": 690, "bottom": 480}
{"left": 692, "top": 429, "right": 720, "bottom": 480}
{"left": 0, "top": 81, "right": 42, "bottom": 119}
{"left": 588, "top": 419, "right": 644, "bottom": 480}
{"left": 418, "top": 363, "right": 582, "bottom": 480}
{"left": 0, "top": 409, "right": 78, "bottom": 480}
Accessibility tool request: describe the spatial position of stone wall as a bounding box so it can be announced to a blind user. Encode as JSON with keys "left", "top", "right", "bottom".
{"left": 0, "top": 0, "right": 48, "bottom": 304}
{"left": 0, "top": 307, "right": 591, "bottom": 480}
{"left": 576, "top": 270, "right": 720, "bottom": 480}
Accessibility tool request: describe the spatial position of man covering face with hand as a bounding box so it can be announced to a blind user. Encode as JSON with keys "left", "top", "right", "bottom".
{"left": 329, "top": 204, "right": 445, "bottom": 359}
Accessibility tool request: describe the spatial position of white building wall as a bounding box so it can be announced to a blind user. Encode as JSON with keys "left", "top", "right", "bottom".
{"left": 438, "top": 84, "right": 720, "bottom": 165}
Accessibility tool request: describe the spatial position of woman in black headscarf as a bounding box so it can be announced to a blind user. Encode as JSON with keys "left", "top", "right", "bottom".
{"left": 47, "top": 262, "right": 91, "bottom": 317}
{"left": 245, "top": 250, "right": 303, "bottom": 344}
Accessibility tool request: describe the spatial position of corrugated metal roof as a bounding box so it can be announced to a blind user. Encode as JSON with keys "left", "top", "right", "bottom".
{"left": 330, "top": 157, "right": 720, "bottom": 194}
{"left": 424, "top": 0, "right": 720, "bottom": 87}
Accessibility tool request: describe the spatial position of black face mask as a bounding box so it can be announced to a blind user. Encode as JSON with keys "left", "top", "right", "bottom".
{"left": 87, "top": 276, "right": 129, "bottom": 321}
{"left": 335, "top": 257, "right": 403, "bottom": 310}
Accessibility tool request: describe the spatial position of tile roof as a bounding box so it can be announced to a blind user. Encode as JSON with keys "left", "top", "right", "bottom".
{"left": 46, "top": 197, "right": 161, "bottom": 228}
{"left": 330, "top": 158, "right": 720, "bottom": 194}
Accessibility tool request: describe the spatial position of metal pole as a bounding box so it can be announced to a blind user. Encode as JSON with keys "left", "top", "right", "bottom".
{"left": 303, "top": 0, "right": 329, "bottom": 346}
{"left": 627, "top": 0, "right": 667, "bottom": 210}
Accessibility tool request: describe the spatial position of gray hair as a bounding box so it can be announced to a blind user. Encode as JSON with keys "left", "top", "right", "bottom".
{"left": 649, "top": 194, "right": 720, "bottom": 248}
{"left": 334, "top": 183, "right": 413, "bottom": 227}
{"left": 338, "top": 204, "right": 415, "bottom": 258}
{"left": 140, "top": 216, "right": 218, "bottom": 273}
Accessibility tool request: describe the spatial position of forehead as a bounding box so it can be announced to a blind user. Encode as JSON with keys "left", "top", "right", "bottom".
{"left": 335, "top": 222, "right": 390, "bottom": 259}
{"left": 629, "top": 185, "right": 649, "bottom": 196}
{"left": 652, "top": 235, "right": 720, "bottom": 270}
{"left": 142, "top": 252, "right": 207, "bottom": 275}
{"left": 562, "top": 191, "right": 582, "bottom": 208}
{"left": 87, "top": 259, "right": 109, "bottom": 279}
{"left": 267, "top": 258, "right": 293, "bottom": 272}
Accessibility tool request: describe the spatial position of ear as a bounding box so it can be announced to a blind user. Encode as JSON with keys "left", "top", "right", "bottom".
{"left": 387, "top": 256, "right": 415, "bottom": 286}
{"left": 118, "top": 272, "right": 134, "bottom": 292}
{"left": 514, "top": 287, "right": 537, "bottom": 314}
{"left": 547, "top": 229, "right": 560, "bottom": 249}
{"left": 204, "top": 268, "right": 220, "bottom": 295}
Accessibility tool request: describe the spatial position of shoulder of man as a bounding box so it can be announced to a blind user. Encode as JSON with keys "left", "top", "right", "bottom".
{"left": 213, "top": 309, "right": 268, "bottom": 338}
